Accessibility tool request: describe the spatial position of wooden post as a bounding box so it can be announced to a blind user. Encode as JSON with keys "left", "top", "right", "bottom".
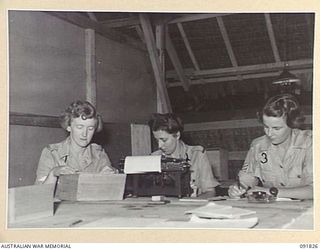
{"left": 85, "top": 29, "right": 96, "bottom": 107}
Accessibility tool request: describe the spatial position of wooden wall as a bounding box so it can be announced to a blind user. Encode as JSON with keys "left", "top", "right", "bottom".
{"left": 8, "top": 11, "right": 156, "bottom": 187}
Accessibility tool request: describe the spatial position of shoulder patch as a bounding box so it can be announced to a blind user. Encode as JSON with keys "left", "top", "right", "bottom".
{"left": 46, "top": 143, "right": 58, "bottom": 151}
{"left": 91, "top": 143, "right": 103, "bottom": 151}
{"left": 191, "top": 145, "right": 205, "bottom": 153}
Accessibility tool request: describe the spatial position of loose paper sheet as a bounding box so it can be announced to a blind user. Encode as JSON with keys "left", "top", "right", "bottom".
{"left": 124, "top": 155, "right": 161, "bottom": 174}
{"left": 185, "top": 202, "right": 256, "bottom": 219}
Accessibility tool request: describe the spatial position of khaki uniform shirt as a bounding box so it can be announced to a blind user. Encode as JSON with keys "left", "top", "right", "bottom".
{"left": 35, "top": 137, "right": 115, "bottom": 184}
{"left": 241, "top": 129, "right": 312, "bottom": 188}
{"left": 152, "top": 140, "right": 220, "bottom": 194}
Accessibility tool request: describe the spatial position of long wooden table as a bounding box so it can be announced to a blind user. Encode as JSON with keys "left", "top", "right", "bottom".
{"left": 8, "top": 197, "right": 313, "bottom": 229}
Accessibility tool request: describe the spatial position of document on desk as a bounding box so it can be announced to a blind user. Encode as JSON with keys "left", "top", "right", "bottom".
{"left": 124, "top": 155, "right": 161, "bottom": 174}
{"left": 185, "top": 202, "right": 256, "bottom": 219}
{"left": 154, "top": 215, "right": 259, "bottom": 229}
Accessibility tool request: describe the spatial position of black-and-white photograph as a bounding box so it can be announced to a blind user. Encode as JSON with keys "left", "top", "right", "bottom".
{"left": 7, "top": 10, "right": 314, "bottom": 230}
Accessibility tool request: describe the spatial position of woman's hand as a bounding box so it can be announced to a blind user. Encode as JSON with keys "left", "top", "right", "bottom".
{"left": 43, "top": 166, "right": 76, "bottom": 184}
{"left": 228, "top": 184, "right": 247, "bottom": 198}
{"left": 51, "top": 166, "right": 77, "bottom": 176}
{"left": 99, "top": 166, "right": 119, "bottom": 174}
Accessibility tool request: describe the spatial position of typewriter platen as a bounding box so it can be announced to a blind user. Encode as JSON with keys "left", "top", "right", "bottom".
{"left": 119, "top": 156, "right": 192, "bottom": 198}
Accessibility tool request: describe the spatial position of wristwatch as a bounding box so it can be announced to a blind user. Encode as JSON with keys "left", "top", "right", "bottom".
{"left": 269, "top": 187, "right": 279, "bottom": 197}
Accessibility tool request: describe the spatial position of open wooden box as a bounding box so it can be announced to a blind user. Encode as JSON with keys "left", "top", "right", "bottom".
{"left": 56, "top": 173, "right": 127, "bottom": 201}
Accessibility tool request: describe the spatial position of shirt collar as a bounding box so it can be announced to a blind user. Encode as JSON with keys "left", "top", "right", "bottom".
{"left": 259, "top": 129, "right": 307, "bottom": 151}
{"left": 56, "top": 137, "right": 93, "bottom": 163}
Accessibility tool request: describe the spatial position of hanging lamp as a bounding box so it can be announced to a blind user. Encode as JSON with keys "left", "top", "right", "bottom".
{"left": 272, "top": 15, "right": 301, "bottom": 88}
{"left": 272, "top": 64, "right": 301, "bottom": 86}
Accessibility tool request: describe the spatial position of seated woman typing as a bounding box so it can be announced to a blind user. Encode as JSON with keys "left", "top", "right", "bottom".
{"left": 149, "top": 113, "right": 220, "bottom": 197}
{"left": 35, "top": 100, "right": 117, "bottom": 184}
{"left": 228, "top": 94, "right": 313, "bottom": 200}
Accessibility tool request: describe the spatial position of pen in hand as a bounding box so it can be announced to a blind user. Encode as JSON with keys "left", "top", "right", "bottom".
{"left": 237, "top": 178, "right": 250, "bottom": 198}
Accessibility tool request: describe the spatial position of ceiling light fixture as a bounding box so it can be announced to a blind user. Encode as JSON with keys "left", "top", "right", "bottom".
{"left": 272, "top": 15, "right": 301, "bottom": 92}
{"left": 272, "top": 64, "right": 301, "bottom": 86}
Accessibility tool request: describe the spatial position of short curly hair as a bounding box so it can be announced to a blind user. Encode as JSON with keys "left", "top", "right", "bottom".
{"left": 149, "top": 113, "right": 184, "bottom": 134}
{"left": 257, "top": 94, "right": 305, "bottom": 129}
{"left": 59, "top": 100, "right": 103, "bottom": 132}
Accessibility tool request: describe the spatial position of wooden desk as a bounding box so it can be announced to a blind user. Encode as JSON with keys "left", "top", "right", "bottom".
{"left": 8, "top": 198, "right": 313, "bottom": 229}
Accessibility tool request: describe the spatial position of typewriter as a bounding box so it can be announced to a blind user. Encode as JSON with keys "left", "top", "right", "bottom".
{"left": 119, "top": 156, "right": 192, "bottom": 198}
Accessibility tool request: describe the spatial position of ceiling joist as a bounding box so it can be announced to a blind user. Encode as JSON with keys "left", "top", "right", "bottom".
{"left": 167, "top": 59, "right": 312, "bottom": 79}
{"left": 168, "top": 68, "right": 312, "bottom": 87}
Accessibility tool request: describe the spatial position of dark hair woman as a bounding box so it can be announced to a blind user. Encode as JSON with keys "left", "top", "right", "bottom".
{"left": 228, "top": 94, "right": 312, "bottom": 200}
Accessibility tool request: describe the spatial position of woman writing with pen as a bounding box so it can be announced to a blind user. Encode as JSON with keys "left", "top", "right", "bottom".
{"left": 35, "top": 100, "right": 118, "bottom": 185}
{"left": 228, "top": 94, "right": 313, "bottom": 200}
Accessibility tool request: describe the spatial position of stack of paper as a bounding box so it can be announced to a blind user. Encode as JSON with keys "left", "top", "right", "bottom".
{"left": 185, "top": 202, "right": 256, "bottom": 219}
{"left": 124, "top": 155, "right": 161, "bottom": 174}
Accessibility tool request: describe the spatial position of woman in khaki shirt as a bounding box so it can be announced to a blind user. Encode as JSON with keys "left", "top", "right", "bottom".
{"left": 149, "top": 113, "right": 220, "bottom": 197}
{"left": 35, "top": 100, "right": 117, "bottom": 184}
{"left": 228, "top": 94, "right": 313, "bottom": 200}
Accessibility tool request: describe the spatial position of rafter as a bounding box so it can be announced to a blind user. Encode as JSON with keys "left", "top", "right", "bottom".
{"left": 139, "top": 14, "right": 172, "bottom": 113}
{"left": 87, "top": 12, "right": 98, "bottom": 22}
{"left": 177, "top": 22, "right": 200, "bottom": 71}
{"left": 168, "top": 13, "right": 232, "bottom": 24}
{"left": 216, "top": 16, "right": 238, "bottom": 67}
{"left": 100, "top": 16, "right": 140, "bottom": 28}
{"left": 166, "top": 32, "right": 190, "bottom": 91}
{"left": 47, "top": 12, "right": 146, "bottom": 52}
{"left": 264, "top": 13, "right": 281, "bottom": 62}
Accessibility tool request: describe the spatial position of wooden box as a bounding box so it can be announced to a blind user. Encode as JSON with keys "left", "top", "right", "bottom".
{"left": 8, "top": 184, "right": 55, "bottom": 224}
{"left": 56, "top": 173, "right": 127, "bottom": 201}
{"left": 206, "top": 148, "right": 229, "bottom": 181}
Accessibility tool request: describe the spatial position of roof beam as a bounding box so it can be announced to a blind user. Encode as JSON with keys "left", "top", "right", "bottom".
{"left": 87, "top": 12, "right": 98, "bottom": 22}
{"left": 166, "top": 59, "right": 313, "bottom": 79}
{"left": 177, "top": 22, "right": 200, "bottom": 71}
{"left": 166, "top": 32, "right": 190, "bottom": 91}
{"left": 156, "top": 24, "right": 166, "bottom": 112}
{"left": 100, "top": 16, "right": 140, "bottom": 28}
{"left": 168, "top": 13, "right": 232, "bottom": 24}
{"left": 168, "top": 68, "right": 312, "bottom": 87}
{"left": 264, "top": 13, "right": 281, "bottom": 62}
{"left": 47, "top": 12, "right": 146, "bottom": 52}
{"left": 216, "top": 16, "right": 238, "bottom": 67}
{"left": 139, "top": 14, "right": 172, "bottom": 113}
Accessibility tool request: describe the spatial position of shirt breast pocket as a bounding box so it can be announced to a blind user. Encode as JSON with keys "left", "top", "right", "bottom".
{"left": 287, "top": 168, "right": 303, "bottom": 187}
